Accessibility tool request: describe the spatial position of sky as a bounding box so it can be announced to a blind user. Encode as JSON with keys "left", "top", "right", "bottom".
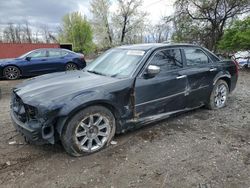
{"left": 0, "top": 0, "right": 175, "bottom": 31}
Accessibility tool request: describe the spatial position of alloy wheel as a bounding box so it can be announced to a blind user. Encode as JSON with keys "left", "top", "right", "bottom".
{"left": 4, "top": 66, "right": 20, "bottom": 80}
{"left": 214, "top": 83, "right": 227, "bottom": 108}
{"left": 75, "top": 114, "right": 111, "bottom": 152}
{"left": 66, "top": 63, "right": 77, "bottom": 71}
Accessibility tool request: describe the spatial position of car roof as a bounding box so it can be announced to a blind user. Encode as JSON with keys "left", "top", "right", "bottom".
{"left": 117, "top": 43, "right": 200, "bottom": 51}
{"left": 32, "top": 48, "right": 72, "bottom": 52}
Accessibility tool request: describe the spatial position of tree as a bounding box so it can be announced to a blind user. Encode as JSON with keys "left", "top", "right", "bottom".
{"left": 3, "top": 21, "right": 34, "bottom": 43}
{"left": 149, "top": 21, "right": 171, "bottom": 43}
{"left": 3, "top": 23, "right": 18, "bottom": 43}
{"left": 59, "top": 12, "right": 94, "bottom": 53}
{"left": 23, "top": 20, "right": 32, "bottom": 43}
{"left": 172, "top": 0, "right": 250, "bottom": 51}
{"left": 40, "top": 24, "right": 58, "bottom": 43}
{"left": 113, "top": 0, "right": 147, "bottom": 44}
{"left": 218, "top": 17, "right": 250, "bottom": 52}
{"left": 90, "top": 0, "right": 113, "bottom": 47}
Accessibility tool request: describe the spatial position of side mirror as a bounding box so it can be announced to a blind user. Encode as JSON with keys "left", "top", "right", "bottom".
{"left": 144, "top": 65, "right": 160, "bottom": 78}
{"left": 25, "top": 56, "right": 31, "bottom": 61}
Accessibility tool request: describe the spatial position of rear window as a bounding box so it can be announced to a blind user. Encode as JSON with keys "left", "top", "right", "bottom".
{"left": 184, "top": 48, "right": 209, "bottom": 66}
{"left": 48, "top": 50, "right": 62, "bottom": 57}
{"left": 202, "top": 48, "right": 220, "bottom": 62}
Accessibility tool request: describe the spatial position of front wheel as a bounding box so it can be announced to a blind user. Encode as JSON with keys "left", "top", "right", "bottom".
{"left": 61, "top": 106, "right": 116, "bottom": 156}
{"left": 3, "top": 66, "right": 21, "bottom": 80}
{"left": 207, "top": 80, "right": 229, "bottom": 110}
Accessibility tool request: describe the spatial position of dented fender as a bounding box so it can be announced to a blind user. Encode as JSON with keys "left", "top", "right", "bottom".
{"left": 55, "top": 79, "right": 136, "bottom": 135}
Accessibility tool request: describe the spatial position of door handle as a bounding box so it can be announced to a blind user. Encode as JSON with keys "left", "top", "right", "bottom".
{"left": 176, "top": 75, "right": 187, "bottom": 79}
{"left": 209, "top": 68, "right": 217, "bottom": 72}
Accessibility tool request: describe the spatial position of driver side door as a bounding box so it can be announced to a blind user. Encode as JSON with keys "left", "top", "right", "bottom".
{"left": 22, "top": 49, "right": 49, "bottom": 76}
{"left": 134, "top": 48, "right": 188, "bottom": 118}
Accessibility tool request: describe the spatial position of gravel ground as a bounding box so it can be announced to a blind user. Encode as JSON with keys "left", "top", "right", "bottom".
{"left": 0, "top": 71, "right": 249, "bottom": 188}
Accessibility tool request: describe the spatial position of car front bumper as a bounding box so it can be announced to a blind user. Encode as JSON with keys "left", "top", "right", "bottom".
{"left": 10, "top": 109, "right": 55, "bottom": 144}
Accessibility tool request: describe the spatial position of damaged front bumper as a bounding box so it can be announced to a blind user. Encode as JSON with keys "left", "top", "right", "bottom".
{"left": 10, "top": 109, "right": 55, "bottom": 144}
{"left": 10, "top": 91, "right": 56, "bottom": 144}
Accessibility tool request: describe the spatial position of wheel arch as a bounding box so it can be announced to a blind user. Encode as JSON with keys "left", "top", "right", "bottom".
{"left": 66, "top": 61, "right": 78, "bottom": 69}
{"left": 56, "top": 100, "right": 121, "bottom": 136}
{"left": 213, "top": 72, "right": 232, "bottom": 92}
{"left": 3, "top": 65, "right": 22, "bottom": 74}
{"left": 218, "top": 77, "right": 231, "bottom": 92}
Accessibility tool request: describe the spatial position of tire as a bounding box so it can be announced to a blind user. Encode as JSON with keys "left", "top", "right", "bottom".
{"left": 65, "top": 63, "right": 78, "bottom": 71}
{"left": 3, "top": 66, "right": 21, "bottom": 80}
{"left": 61, "top": 106, "right": 116, "bottom": 157}
{"left": 207, "top": 80, "right": 229, "bottom": 110}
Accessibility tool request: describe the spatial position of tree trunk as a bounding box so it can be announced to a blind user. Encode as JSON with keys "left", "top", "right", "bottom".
{"left": 121, "top": 16, "right": 127, "bottom": 43}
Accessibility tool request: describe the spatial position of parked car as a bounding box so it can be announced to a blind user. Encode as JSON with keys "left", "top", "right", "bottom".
{"left": 10, "top": 43, "right": 238, "bottom": 156}
{"left": 234, "top": 51, "right": 250, "bottom": 69}
{"left": 0, "top": 48, "right": 86, "bottom": 80}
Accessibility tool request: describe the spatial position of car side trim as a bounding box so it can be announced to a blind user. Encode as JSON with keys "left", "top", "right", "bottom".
{"left": 135, "top": 91, "right": 186, "bottom": 107}
{"left": 127, "top": 104, "right": 204, "bottom": 124}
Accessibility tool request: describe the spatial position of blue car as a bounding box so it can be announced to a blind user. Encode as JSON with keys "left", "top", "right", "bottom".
{"left": 0, "top": 48, "right": 86, "bottom": 80}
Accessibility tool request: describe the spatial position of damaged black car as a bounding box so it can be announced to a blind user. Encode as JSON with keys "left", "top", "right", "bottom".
{"left": 10, "top": 43, "right": 238, "bottom": 156}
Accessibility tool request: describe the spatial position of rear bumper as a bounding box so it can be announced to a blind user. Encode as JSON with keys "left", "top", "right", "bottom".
{"left": 10, "top": 109, "right": 54, "bottom": 144}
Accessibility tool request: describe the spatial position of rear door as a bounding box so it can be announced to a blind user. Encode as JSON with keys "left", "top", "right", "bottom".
{"left": 181, "top": 47, "right": 220, "bottom": 108}
{"left": 46, "top": 49, "right": 66, "bottom": 72}
{"left": 135, "top": 48, "right": 188, "bottom": 118}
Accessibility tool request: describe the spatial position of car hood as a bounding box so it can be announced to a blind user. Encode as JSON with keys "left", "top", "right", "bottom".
{"left": 14, "top": 71, "right": 120, "bottom": 106}
{"left": 0, "top": 58, "right": 22, "bottom": 65}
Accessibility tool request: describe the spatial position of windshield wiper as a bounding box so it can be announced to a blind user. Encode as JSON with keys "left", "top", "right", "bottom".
{"left": 87, "top": 70, "right": 106, "bottom": 76}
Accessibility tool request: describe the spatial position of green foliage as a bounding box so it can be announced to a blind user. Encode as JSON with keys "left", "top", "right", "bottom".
{"left": 218, "top": 17, "right": 250, "bottom": 51}
{"left": 172, "top": 0, "right": 250, "bottom": 51}
{"left": 59, "top": 12, "right": 94, "bottom": 54}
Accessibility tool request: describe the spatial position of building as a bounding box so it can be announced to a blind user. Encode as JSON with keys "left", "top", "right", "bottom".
{"left": 0, "top": 43, "right": 73, "bottom": 59}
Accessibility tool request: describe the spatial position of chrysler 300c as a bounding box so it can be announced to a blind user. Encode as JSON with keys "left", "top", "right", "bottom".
{"left": 10, "top": 43, "right": 238, "bottom": 156}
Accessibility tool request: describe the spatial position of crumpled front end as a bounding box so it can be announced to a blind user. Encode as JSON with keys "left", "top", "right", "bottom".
{"left": 10, "top": 91, "right": 56, "bottom": 144}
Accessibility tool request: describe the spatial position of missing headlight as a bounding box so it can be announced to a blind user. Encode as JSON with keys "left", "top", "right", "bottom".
{"left": 26, "top": 105, "right": 38, "bottom": 120}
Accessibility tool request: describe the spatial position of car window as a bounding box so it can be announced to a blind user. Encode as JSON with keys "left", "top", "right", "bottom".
{"left": 28, "top": 50, "right": 47, "bottom": 58}
{"left": 203, "top": 48, "right": 220, "bottom": 62}
{"left": 48, "top": 50, "right": 62, "bottom": 57}
{"left": 184, "top": 48, "right": 209, "bottom": 66}
{"left": 150, "top": 49, "right": 183, "bottom": 71}
{"left": 61, "top": 51, "right": 69, "bottom": 56}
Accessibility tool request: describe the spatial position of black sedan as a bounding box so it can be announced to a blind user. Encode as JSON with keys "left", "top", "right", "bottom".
{"left": 10, "top": 43, "right": 238, "bottom": 156}
{"left": 0, "top": 48, "right": 86, "bottom": 80}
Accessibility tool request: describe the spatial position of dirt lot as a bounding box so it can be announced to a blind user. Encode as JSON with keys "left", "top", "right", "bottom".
{"left": 0, "top": 71, "right": 249, "bottom": 188}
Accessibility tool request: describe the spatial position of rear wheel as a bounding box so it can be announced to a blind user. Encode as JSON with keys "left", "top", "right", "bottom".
{"left": 207, "top": 80, "right": 229, "bottom": 110}
{"left": 65, "top": 63, "right": 78, "bottom": 71}
{"left": 61, "top": 106, "right": 116, "bottom": 156}
{"left": 3, "top": 66, "right": 21, "bottom": 80}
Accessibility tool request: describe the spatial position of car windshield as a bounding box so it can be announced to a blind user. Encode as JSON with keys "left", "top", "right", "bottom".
{"left": 85, "top": 49, "right": 145, "bottom": 78}
{"left": 19, "top": 51, "right": 34, "bottom": 58}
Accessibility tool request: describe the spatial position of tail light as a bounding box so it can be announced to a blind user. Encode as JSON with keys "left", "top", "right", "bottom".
{"left": 80, "top": 55, "right": 85, "bottom": 62}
